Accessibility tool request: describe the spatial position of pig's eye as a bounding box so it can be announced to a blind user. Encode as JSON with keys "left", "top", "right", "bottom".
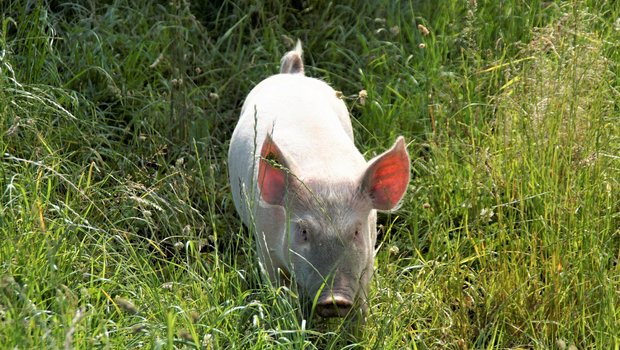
{"left": 353, "top": 224, "right": 362, "bottom": 239}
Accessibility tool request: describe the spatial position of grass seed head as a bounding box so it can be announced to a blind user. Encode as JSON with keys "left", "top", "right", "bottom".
{"left": 417, "top": 24, "right": 430, "bottom": 36}
{"left": 114, "top": 297, "right": 138, "bottom": 315}
{"left": 131, "top": 324, "right": 147, "bottom": 334}
{"left": 189, "top": 310, "right": 200, "bottom": 323}
{"left": 178, "top": 329, "right": 193, "bottom": 341}
{"left": 358, "top": 89, "right": 367, "bottom": 105}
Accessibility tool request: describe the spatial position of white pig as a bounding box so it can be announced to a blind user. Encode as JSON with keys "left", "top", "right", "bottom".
{"left": 228, "top": 41, "right": 410, "bottom": 318}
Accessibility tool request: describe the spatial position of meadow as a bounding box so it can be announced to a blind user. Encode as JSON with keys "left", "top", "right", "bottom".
{"left": 1, "top": 0, "right": 618, "bottom": 348}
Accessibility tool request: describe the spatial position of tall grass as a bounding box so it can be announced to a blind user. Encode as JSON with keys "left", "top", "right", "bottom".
{"left": 1, "top": 0, "right": 618, "bottom": 348}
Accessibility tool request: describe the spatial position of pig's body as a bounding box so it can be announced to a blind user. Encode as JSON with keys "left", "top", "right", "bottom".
{"left": 228, "top": 42, "right": 410, "bottom": 318}
{"left": 229, "top": 73, "right": 370, "bottom": 271}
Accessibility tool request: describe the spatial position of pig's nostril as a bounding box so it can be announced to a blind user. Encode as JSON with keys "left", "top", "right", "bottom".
{"left": 316, "top": 295, "right": 353, "bottom": 318}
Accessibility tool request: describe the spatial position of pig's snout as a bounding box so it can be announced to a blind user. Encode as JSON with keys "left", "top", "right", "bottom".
{"left": 316, "top": 294, "right": 354, "bottom": 318}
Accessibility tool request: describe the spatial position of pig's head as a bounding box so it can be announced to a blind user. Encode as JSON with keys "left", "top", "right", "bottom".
{"left": 257, "top": 135, "right": 410, "bottom": 318}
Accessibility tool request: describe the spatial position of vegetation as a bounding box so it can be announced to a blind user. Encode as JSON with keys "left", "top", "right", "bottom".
{"left": 1, "top": 0, "right": 618, "bottom": 348}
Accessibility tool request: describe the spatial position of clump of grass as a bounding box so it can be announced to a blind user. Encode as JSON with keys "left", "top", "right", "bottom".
{"left": 497, "top": 9, "right": 616, "bottom": 161}
{"left": 484, "top": 8, "right": 619, "bottom": 345}
{"left": 369, "top": 2, "right": 618, "bottom": 348}
{"left": 1, "top": 0, "right": 619, "bottom": 348}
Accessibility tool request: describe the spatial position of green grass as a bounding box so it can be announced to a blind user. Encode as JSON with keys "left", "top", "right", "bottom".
{"left": 1, "top": 0, "right": 618, "bottom": 348}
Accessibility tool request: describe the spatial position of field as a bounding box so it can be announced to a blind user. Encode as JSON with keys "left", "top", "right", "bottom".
{"left": 1, "top": 0, "right": 619, "bottom": 348}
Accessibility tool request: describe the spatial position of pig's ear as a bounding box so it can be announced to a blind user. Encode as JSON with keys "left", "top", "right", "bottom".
{"left": 361, "top": 136, "right": 411, "bottom": 211}
{"left": 258, "top": 134, "right": 292, "bottom": 206}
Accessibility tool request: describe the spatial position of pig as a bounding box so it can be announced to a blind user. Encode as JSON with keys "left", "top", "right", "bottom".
{"left": 228, "top": 41, "right": 410, "bottom": 319}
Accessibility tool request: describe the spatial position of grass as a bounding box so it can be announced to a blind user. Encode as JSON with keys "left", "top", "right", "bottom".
{"left": 1, "top": 0, "right": 618, "bottom": 348}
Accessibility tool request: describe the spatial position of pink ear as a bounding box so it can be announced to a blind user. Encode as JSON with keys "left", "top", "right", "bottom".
{"left": 258, "top": 134, "right": 288, "bottom": 206}
{"left": 362, "top": 137, "right": 410, "bottom": 210}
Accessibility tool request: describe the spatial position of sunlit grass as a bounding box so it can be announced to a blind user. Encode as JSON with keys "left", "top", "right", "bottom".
{"left": 1, "top": 0, "right": 618, "bottom": 348}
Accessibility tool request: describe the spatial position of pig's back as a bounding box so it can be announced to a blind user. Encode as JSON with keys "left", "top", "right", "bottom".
{"left": 241, "top": 74, "right": 353, "bottom": 141}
